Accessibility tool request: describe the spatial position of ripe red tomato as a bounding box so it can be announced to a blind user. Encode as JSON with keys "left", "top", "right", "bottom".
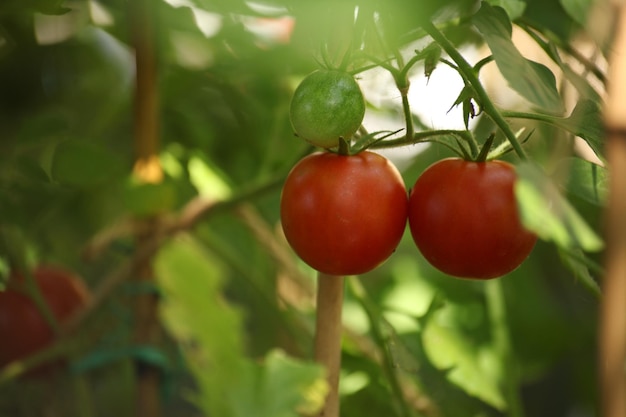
{"left": 0, "top": 265, "right": 90, "bottom": 373}
{"left": 289, "top": 70, "right": 365, "bottom": 149}
{"left": 280, "top": 151, "right": 408, "bottom": 275}
{"left": 408, "top": 158, "right": 537, "bottom": 279}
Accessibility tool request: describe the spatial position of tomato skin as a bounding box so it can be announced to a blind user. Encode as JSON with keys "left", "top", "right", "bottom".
{"left": 0, "top": 265, "right": 90, "bottom": 373}
{"left": 408, "top": 158, "right": 537, "bottom": 279}
{"left": 280, "top": 151, "right": 408, "bottom": 275}
{"left": 289, "top": 70, "right": 365, "bottom": 149}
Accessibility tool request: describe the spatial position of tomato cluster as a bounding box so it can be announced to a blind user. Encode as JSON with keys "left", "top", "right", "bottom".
{"left": 0, "top": 265, "right": 90, "bottom": 374}
{"left": 284, "top": 70, "right": 536, "bottom": 279}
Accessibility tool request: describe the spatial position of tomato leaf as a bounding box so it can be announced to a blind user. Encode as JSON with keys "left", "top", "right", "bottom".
{"left": 552, "top": 157, "right": 608, "bottom": 205}
{"left": 556, "top": 99, "right": 605, "bottom": 162}
{"left": 473, "top": 2, "right": 563, "bottom": 113}
{"left": 156, "top": 238, "right": 327, "bottom": 417}
{"left": 231, "top": 350, "right": 327, "bottom": 417}
{"left": 485, "top": 0, "right": 527, "bottom": 20}
{"left": 515, "top": 162, "right": 604, "bottom": 252}
{"left": 559, "top": 0, "right": 594, "bottom": 26}
{"left": 351, "top": 279, "right": 498, "bottom": 416}
{"left": 557, "top": 248, "right": 602, "bottom": 297}
{"left": 422, "top": 303, "right": 506, "bottom": 411}
{"left": 156, "top": 237, "right": 244, "bottom": 417}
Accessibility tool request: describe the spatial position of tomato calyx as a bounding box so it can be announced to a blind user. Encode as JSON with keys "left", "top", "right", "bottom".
{"left": 475, "top": 132, "right": 495, "bottom": 162}
{"left": 330, "top": 128, "right": 404, "bottom": 156}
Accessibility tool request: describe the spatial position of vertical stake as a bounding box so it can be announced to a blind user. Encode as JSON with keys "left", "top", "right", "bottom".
{"left": 313, "top": 273, "right": 345, "bottom": 417}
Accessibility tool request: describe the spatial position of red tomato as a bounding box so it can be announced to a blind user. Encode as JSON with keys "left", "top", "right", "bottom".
{"left": 0, "top": 265, "right": 90, "bottom": 373}
{"left": 280, "top": 151, "right": 408, "bottom": 275}
{"left": 408, "top": 158, "right": 537, "bottom": 279}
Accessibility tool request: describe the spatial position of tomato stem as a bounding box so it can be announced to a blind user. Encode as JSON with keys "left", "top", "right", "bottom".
{"left": 423, "top": 21, "right": 528, "bottom": 160}
{"left": 338, "top": 137, "right": 351, "bottom": 156}
{"left": 313, "top": 273, "right": 345, "bottom": 417}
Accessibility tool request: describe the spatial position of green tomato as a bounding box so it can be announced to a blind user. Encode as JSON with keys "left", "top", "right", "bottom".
{"left": 289, "top": 70, "right": 365, "bottom": 148}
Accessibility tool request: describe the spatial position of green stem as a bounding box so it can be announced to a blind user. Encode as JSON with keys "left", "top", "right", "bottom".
{"left": 485, "top": 279, "right": 525, "bottom": 417}
{"left": 423, "top": 22, "right": 528, "bottom": 160}
{"left": 349, "top": 277, "right": 418, "bottom": 417}
{"left": 501, "top": 110, "right": 558, "bottom": 125}
{"left": 399, "top": 85, "right": 415, "bottom": 141}
{"left": 371, "top": 129, "right": 476, "bottom": 152}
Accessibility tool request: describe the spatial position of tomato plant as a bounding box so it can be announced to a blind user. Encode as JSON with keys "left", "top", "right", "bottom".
{"left": 408, "top": 158, "right": 538, "bottom": 279}
{"left": 289, "top": 70, "right": 365, "bottom": 149}
{"left": 0, "top": 265, "right": 90, "bottom": 372}
{"left": 280, "top": 151, "right": 408, "bottom": 275}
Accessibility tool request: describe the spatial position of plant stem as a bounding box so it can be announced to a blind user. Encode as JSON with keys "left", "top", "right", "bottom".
{"left": 485, "top": 279, "right": 525, "bottom": 417}
{"left": 313, "top": 273, "right": 345, "bottom": 417}
{"left": 423, "top": 22, "right": 527, "bottom": 160}
{"left": 349, "top": 277, "right": 417, "bottom": 417}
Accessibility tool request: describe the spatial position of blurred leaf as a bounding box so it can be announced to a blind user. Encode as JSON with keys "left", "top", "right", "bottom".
{"left": 555, "top": 99, "right": 605, "bottom": 161}
{"left": 560, "top": 0, "right": 593, "bottom": 26}
{"left": 231, "top": 350, "right": 327, "bottom": 417}
{"left": 157, "top": 238, "right": 324, "bottom": 417}
{"left": 156, "top": 237, "right": 244, "bottom": 417}
{"left": 473, "top": 2, "right": 563, "bottom": 113}
{"left": 552, "top": 157, "right": 608, "bottom": 205}
{"left": 351, "top": 279, "right": 499, "bottom": 417}
{"left": 188, "top": 153, "right": 233, "bottom": 199}
{"left": 485, "top": 0, "right": 526, "bottom": 20}
{"left": 557, "top": 248, "right": 601, "bottom": 297}
{"left": 51, "top": 139, "right": 125, "bottom": 186}
{"left": 422, "top": 304, "right": 506, "bottom": 410}
{"left": 123, "top": 179, "right": 178, "bottom": 217}
{"left": 515, "top": 162, "right": 604, "bottom": 252}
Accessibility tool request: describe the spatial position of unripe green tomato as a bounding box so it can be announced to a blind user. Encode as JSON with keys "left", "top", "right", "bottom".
{"left": 289, "top": 70, "right": 365, "bottom": 148}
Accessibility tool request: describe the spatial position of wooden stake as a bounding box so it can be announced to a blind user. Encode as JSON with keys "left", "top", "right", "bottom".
{"left": 601, "top": 4, "right": 626, "bottom": 417}
{"left": 313, "top": 273, "right": 345, "bottom": 417}
{"left": 129, "top": 0, "right": 162, "bottom": 416}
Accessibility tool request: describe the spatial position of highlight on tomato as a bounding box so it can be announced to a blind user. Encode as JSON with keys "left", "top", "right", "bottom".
{"left": 408, "top": 158, "right": 537, "bottom": 279}
{"left": 280, "top": 150, "right": 408, "bottom": 276}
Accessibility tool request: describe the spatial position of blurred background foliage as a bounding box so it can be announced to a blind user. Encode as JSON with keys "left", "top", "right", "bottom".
{"left": 0, "top": 0, "right": 607, "bottom": 416}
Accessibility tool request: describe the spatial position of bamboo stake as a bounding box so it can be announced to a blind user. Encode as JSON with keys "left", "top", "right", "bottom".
{"left": 129, "top": 0, "right": 162, "bottom": 416}
{"left": 313, "top": 273, "right": 345, "bottom": 417}
{"left": 600, "top": 4, "right": 626, "bottom": 417}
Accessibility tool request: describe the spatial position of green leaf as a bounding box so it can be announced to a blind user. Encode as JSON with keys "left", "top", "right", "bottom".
{"left": 560, "top": 0, "right": 593, "bottom": 26}
{"left": 557, "top": 248, "right": 602, "bottom": 297}
{"left": 231, "top": 350, "right": 327, "bottom": 417}
{"left": 123, "top": 179, "right": 178, "bottom": 217}
{"left": 485, "top": 0, "right": 527, "bottom": 20}
{"left": 515, "top": 162, "right": 604, "bottom": 252}
{"left": 156, "top": 238, "right": 326, "bottom": 417}
{"left": 473, "top": 2, "right": 563, "bottom": 113}
{"left": 156, "top": 237, "right": 245, "bottom": 417}
{"left": 422, "top": 303, "right": 506, "bottom": 410}
{"left": 51, "top": 140, "right": 125, "bottom": 186}
{"left": 552, "top": 157, "right": 608, "bottom": 205}
{"left": 556, "top": 99, "right": 605, "bottom": 161}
